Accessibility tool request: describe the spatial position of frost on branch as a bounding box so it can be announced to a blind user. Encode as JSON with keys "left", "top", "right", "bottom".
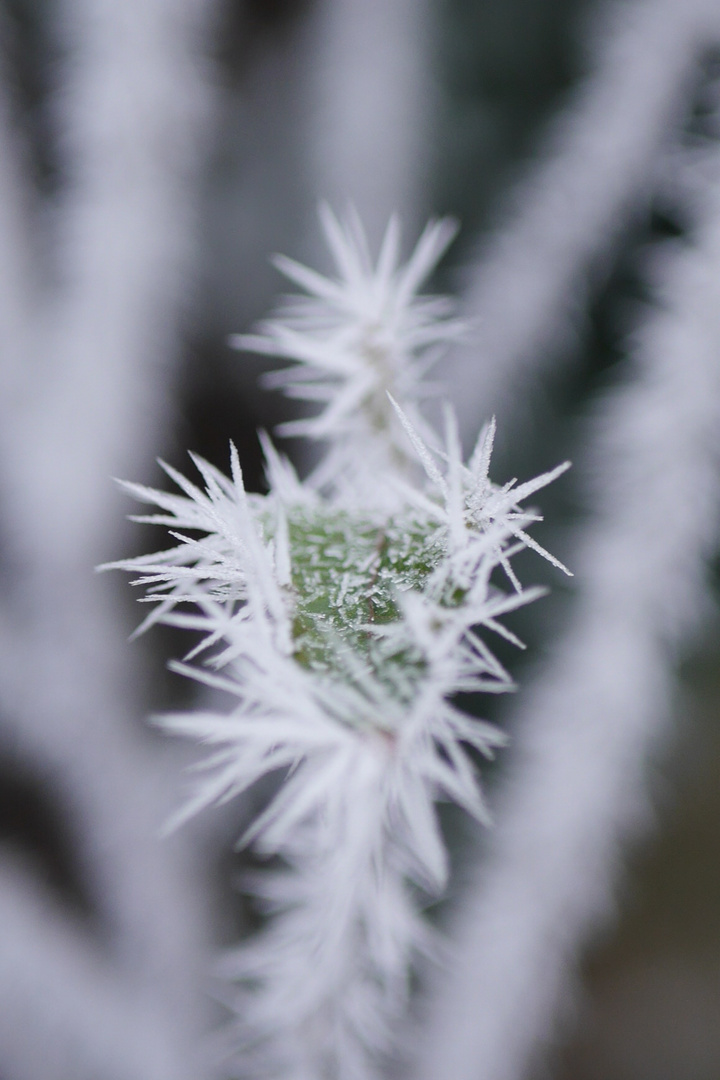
{"left": 107, "top": 210, "right": 570, "bottom": 1079}
{"left": 231, "top": 205, "right": 466, "bottom": 502}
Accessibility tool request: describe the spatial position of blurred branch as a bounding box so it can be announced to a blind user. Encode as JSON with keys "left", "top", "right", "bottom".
{"left": 447, "top": 0, "right": 720, "bottom": 438}
{"left": 416, "top": 136, "right": 720, "bottom": 1080}
{"left": 4, "top": 0, "right": 216, "bottom": 564}
{"left": 0, "top": 2, "right": 223, "bottom": 1076}
{"left": 0, "top": 857, "right": 200, "bottom": 1080}
{"left": 0, "top": 580, "right": 212, "bottom": 1044}
{"left": 301, "top": 0, "right": 434, "bottom": 246}
{"left": 0, "top": 26, "right": 34, "bottom": 419}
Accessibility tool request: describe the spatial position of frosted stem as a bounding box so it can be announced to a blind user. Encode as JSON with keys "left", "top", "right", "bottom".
{"left": 416, "top": 135, "right": 720, "bottom": 1080}
{"left": 448, "top": 0, "right": 720, "bottom": 437}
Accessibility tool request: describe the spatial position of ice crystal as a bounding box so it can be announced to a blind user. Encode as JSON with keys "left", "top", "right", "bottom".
{"left": 107, "top": 211, "right": 570, "bottom": 1080}
{"left": 231, "top": 205, "right": 466, "bottom": 502}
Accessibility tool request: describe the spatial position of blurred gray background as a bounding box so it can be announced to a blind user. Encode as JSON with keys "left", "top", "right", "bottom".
{"left": 1, "top": 1, "right": 720, "bottom": 1078}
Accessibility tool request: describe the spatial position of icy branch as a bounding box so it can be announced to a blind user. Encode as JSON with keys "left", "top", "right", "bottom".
{"left": 0, "top": 40, "right": 34, "bottom": 417}
{"left": 113, "top": 213, "right": 570, "bottom": 1078}
{"left": 447, "top": 0, "right": 720, "bottom": 437}
{"left": 0, "top": 2, "right": 222, "bottom": 1075}
{"left": 302, "top": 0, "right": 434, "bottom": 244}
{"left": 0, "top": 860, "right": 200, "bottom": 1080}
{"left": 5, "top": 0, "right": 216, "bottom": 564}
{"left": 416, "top": 137, "right": 720, "bottom": 1080}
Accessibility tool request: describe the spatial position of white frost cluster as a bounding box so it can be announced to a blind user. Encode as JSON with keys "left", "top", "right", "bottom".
{"left": 231, "top": 206, "right": 465, "bottom": 502}
{"left": 110, "top": 212, "right": 570, "bottom": 1079}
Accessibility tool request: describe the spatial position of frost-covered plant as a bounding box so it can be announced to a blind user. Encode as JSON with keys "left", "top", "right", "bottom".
{"left": 231, "top": 204, "right": 466, "bottom": 503}
{"left": 108, "top": 209, "right": 570, "bottom": 1080}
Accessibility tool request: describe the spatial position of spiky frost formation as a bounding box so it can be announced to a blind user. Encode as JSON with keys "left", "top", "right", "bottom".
{"left": 232, "top": 205, "right": 465, "bottom": 503}
{"left": 108, "top": 215, "right": 570, "bottom": 1079}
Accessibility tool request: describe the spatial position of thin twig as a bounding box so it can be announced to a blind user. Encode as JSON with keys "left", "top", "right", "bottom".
{"left": 416, "top": 134, "right": 720, "bottom": 1080}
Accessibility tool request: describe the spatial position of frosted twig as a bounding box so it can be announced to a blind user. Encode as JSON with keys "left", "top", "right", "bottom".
{"left": 416, "top": 139, "right": 720, "bottom": 1080}
{"left": 300, "top": 0, "right": 434, "bottom": 246}
{"left": 447, "top": 0, "right": 720, "bottom": 437}
{"left": 0, "top": 1, "right": 221, "bottom": 1074}
{"left": 113, "top": 214, "right": 571, "bottom": 1078}
{"left": 0, "top": 37, "right": 34, "bottom": 453}
{"left": 0, "top": 859, "right": 201, "bottom": 1080}
{"left": 6, "top": 0, "right": 216, "bottom": 563}
{"left": 0, "top": 579, "right": 213, "bottom": 1040}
